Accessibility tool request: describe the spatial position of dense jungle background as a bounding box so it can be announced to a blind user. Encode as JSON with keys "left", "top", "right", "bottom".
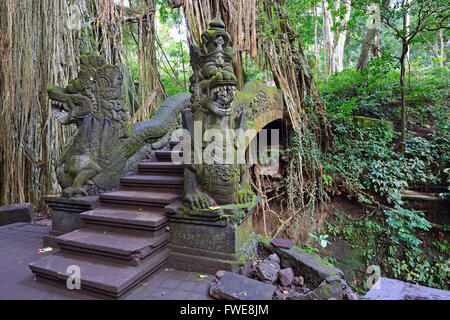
{"left": 0, "top": 0, "right": 448, "bottom": 294}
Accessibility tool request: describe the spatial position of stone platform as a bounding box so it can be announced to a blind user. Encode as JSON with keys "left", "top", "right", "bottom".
{"left": 364, "top": 277, "right": 450, "bottom": 300}
{"left": 0, "top": 203, "right": 33, "bottom": 226}
{"left": 165, "top": 197, "right": 260, "bottom": 274}
{"left": 0, "top": 222, "right": 212, "bottom": 300}
{"left": 42, "top": 195, "right": 100, "bottom": 247}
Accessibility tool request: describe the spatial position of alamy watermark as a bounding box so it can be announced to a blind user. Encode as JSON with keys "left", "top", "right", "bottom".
{"left": 171, "top": 124, "right": 281, "bottom": 175}
{"left": 66, "top": 265, "right": 81, "bottom": 290}
{"left": 366, "top": 265, "right": 382, "bottom": 290}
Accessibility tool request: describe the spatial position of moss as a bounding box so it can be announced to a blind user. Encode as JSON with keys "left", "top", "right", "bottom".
{"left": 257, "top": 235, "right": 272, "bottom": 245}
{"left": 352, "top": 115, "right": 394, "bottom": 133}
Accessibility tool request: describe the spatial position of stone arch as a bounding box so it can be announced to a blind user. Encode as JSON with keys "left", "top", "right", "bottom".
{"left": 232, "top": 80, "right": 285, "bottom": 150}
{"left": 244, "top": 107, "right": 284, "bottom": 150}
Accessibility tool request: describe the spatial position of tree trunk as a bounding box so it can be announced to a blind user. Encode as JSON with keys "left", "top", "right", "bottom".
{"left": 0, "top": 0, "right": 127, "bottom": 205}
{"left": 334, "top": 0, "right": 352, "bottom": 72}
{"left": 322, "top": 0, "right": 335, "bottom": 78}
{"left": 135, "top": 0, "right": 165, "bottom": 121}
{"left": 423, "top": 37, "right": 440, "bottom": 64}
{"left": 313, "top": 4, "right": 320, "bottom": 72}
{"left": 439, "top": 29, "right": 445, "bottom": 67}
{"left": 405, "top": 8, "right": 410, "bottom": 69}
{"left": 0, "top": 0, "right": 80, "bottom": 205}
{"left": 400, "top": 40, "right": 408, "bottom": 145}
{"left": 356, "top": 3, "right": 380, "bottom": 71}
{"left": 372, "top": 28, "right": 381, "bottom": 58}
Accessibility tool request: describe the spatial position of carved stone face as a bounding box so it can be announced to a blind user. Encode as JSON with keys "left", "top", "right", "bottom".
{"left": 191, "top": 18, "right": 237, "bottom": 117}
{"left": 209, "top": 84, "right": 236, "bottom": 116}
{"left": 48, "top": 85, "right": 92, "bottom": 126}
{"left": 48, "top": 54, "right": 125, "bottom": 129}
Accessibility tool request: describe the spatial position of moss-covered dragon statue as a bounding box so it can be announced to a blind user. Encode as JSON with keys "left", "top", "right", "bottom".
{"left": 48, "top": 54, "right": 190, "bottom": 197}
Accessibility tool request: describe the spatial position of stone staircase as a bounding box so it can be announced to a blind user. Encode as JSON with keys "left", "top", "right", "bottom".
{"left": 29, "top": 145, "right": 183, "bottom": 298}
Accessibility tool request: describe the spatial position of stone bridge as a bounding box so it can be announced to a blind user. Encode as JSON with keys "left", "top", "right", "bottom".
{"left": 233, "top": 80, "right": 285, "bottom": 150}
{"left": 29, "top": 18, "right": 287, "bottom": 298}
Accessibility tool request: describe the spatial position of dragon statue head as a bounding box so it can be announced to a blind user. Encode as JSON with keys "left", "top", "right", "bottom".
{"left": 189, "top": 18, "right": 237, "bottom": 117}
{"left": 48, "top": 54, "right": 129, "bottom": 136}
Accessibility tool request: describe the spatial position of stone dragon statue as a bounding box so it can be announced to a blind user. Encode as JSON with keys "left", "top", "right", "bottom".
{"left": 48, "top": 54, "right": 190, "bottom": 197}
{"left": 182, "top": 18, "right": 255, "bottom": 211}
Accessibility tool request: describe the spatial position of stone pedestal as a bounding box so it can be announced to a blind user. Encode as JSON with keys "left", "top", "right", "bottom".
{"left": 165, "top": 196, "right": 260, "bottom": 274}
{"left": 42, "top": 195, "right": 100, "bottom": 247}
{"left": 0, "top": 203, "right": 33, "bottom": 226}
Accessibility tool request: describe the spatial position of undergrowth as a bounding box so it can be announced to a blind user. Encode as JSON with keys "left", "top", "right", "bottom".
{"left": 302, "top": 59, "right": 449, "bottom": 293}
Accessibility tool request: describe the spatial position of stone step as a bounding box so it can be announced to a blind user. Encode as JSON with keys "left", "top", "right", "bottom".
{"left": 120, "top": 175, "right": 183, "bottom": 188}
{"left": 80, "top": 207, "right": 167, "bottom": 235}
{"left": 155, "top": 150, "right": 183, "bottom": 162}
{"left": 56, "top": 228, "right": 170, "bottom": 266}
{"left": 99, "top": 190, "right": 181, "bottom": 208}
{"left": 138, "top": 161, "right": 183, "bottom": 175}
{"left": 29, "top": 248, "right": 170, "bottom": 298}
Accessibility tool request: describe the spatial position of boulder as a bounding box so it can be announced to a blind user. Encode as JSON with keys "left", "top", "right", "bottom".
{"left": 364, "top": 277, "right": 450, "bottom": 300}
{"left": 345, "top": 290, "right": 359, "bottom": 300}
{"left": 259, "top": 237, "right": 344, "bottom": 287}
{"left": 294, "top": 276, "right": 305, "bottom": 287}
{"left": 255, "top": 260, "right": 280, "bottom": 283}
{"left": 278, "top": 268, "right": 294, "bottom": 287}
{"left": 271, "top": 238, "right": 294, "bottom": 249}
{"left": 267, "top": 253, "right": 280, "bottom": 265}
{"left": 352, "top": 116, "right": 394, "bottom": 135}
{"left": 295, "top": 279, "right": 344, "bottom": 300}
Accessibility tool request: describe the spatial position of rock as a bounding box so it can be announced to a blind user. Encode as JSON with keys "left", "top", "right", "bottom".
{"left": 345, "top": 291, "right": 359, "bottom": 300}
{"left": 259, "top": 239, "right": 344, "bottom": 287}
{"left": 294, "top": 279, "right": 344, "bottom": 300}
{"left": 267, "top": 253, "right": 280, "bottom": 264}
{"left": 364, "top": 277, "right": 450, "bottom": 300}
{"left": 278, "top": 268, "right": 294, "bottom": 287}
{"left": 211, "top": 272, "right": 276, "bottom": 300}
{"left": 285, "top": 291, "right": 306, "bottom": 300}
{"left": 294, "top": 276, "right": 304, "bottom": 287}
{"left": 352, "top": 116, "right": 394, "bottom": 135}
{"left": 271, "top": 238, "right": 294, "bottom": 249}
{"left": 405, "top": 295, "right": 431, "bottom": 300}
{"left": 216, "top": 270, "right": 226, "bottom": 279}
{"left": 256, "top": 260, "right": 280, "bottom": 283}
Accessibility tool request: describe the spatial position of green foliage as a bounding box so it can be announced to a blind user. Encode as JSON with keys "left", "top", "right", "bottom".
{"left": 156, "top": 6, "right": 190, "bottom": 96}
{"left": 317, "top": 60, "right": 449, "bottom": 292}
{"left": 303, "top": 243, "right": 320, "bottom": 255}
{"left": 321, "top": 62, "right": 449, "bottom": 205}
{"left": 384, "top": 206, "right": 431, "bottom": 251}
{"left": 309, "top": 232, "right": 331, "bottom": 248}
{"left": 285, "top": 109, "right": 327, "bottom": 210}
{"left": 320, "top": 57, "right": 399, "bottom": 120}
{"left": 327, "top": 210, "right": 449, "bottom": 293}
